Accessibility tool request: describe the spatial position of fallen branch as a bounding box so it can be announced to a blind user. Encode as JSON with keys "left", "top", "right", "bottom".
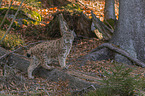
{"left": 90, "top": 43, "right": 145, "bottom": 67}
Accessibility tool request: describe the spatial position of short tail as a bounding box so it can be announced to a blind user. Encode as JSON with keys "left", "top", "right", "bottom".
{"left": 27, "top": 53, "right": 31, "bottom": 57}
{"left": 26, "top": 49, "right": 31, "bottom": 57}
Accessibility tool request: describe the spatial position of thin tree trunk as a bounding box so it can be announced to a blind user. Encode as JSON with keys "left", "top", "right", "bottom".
{"left": 104, "top": 0, "right": 116, "bottom": 20}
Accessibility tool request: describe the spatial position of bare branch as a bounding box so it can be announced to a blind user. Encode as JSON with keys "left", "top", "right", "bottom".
{"left": 0, "top": 0, "right": 13, "bottom": 28}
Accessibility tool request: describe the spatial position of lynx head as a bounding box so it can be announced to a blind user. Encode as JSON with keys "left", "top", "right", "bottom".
{"left": 59, "top": 13, "right": 75, "bottom": 45}
{"left": 63, "top": 30, "right": 74, "bottom": 45}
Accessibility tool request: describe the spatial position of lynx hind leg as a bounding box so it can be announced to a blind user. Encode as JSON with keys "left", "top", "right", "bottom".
{"left": 28, "top": 56, "right": 40, "bottom": 79}
{"left": 41, "top": 54, "right": 54, "bottom": 70}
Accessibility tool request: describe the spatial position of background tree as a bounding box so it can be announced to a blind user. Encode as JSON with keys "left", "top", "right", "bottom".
{"left": 88, "top": 0, "right": 145, "bottom": 67}
{"left": 110, "top": 0, "right": 145, "bottom": 64}
{"left": 104, "top": 0, "right": 116, "bottom": 20}
{"left": 104, "top": 0, "right": 116, "bottom": 29}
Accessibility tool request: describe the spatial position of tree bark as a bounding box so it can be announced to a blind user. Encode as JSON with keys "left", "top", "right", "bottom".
{"left": 104, "top": 0, "right": 116, "bottom": 20}
{"left": 110, "top": 0, "right": 145, "bottom": 64}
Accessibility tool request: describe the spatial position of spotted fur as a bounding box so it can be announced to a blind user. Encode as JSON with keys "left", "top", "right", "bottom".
{"left": 27, "top": 29, "right": 74, "bottom": 79}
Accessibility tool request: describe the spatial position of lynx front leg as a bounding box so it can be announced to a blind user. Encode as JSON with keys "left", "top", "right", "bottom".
{"left": 58, "top": 48, "right": 71, "bottom": 69}
{"left": 28, "top": 56, "right": 40, "bottom": 79}
{"left": 41, "top": 54, "right": 54, "bottom": 70}
{"left": 58, "top": 56, "right": 67, "bottom": 68}
{"left": 58, "top": 55, "right": 67, "bottom": 69}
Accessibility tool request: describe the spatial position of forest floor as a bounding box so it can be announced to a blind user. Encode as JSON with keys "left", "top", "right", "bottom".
{"left": 0, "top": 0, "right": 144, "bottom": 95}
{"left": 0, "top": 38, "right": 145, "bottom": 95}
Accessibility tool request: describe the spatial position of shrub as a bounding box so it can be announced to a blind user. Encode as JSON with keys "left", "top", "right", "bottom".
{"left": 0, "top": 30, "right": 25, "bottom": 50}
{"left": 86, "top": 63, "right": 142, "bottom": 96}
{"left": 27, "top": 11, "right": 41, "bottom": 22}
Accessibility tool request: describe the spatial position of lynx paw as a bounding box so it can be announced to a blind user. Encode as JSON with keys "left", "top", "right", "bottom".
{"left": 28, "top": 75, "right": 34, "bottom": 79}
{"left": 62, "top": 65, "right": 69, "bottom": 70}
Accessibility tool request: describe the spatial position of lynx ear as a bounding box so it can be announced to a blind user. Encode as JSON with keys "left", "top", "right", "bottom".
{"left": 59, "top": 13, "right": 70, "bottom": 35}
{"left": 72, "top": 29, "right": 77, "bottom": 38}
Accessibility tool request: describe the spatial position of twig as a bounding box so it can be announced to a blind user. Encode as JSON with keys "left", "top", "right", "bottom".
{"left": 0, "top": 0, "right": 24, "bottom": 44}
{"left": 0, "top": 0, "right": 13, "bottom": 28}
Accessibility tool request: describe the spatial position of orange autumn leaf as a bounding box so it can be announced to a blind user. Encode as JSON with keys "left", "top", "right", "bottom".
{"left": 40, "top": 23, "right": 45, "bottom": 26}
{"left": 86, "top": 10, "right": 91, "bottom": 14}
{"left": 54, "top": 7, "right": 57, "bottom": 10}
{"left": 46, "top": 21, "right": 50, "bottom": 24}
{"left": 49, "top": 8, "right": 53, "bottom": 10}
{"left": 43, "top": 12, "right": 47, "bottom": 15}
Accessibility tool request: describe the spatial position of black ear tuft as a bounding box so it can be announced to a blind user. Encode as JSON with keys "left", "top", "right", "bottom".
{"left": 27, "top": 53, "right": 31, "bottom": 57}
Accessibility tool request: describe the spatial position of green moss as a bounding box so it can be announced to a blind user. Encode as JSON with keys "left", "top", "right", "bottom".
{"left": 61, "top": 3, "right": 83, "bottom": 13}
{"left": 0, "top": 30, "right": 25, "bottom": 50}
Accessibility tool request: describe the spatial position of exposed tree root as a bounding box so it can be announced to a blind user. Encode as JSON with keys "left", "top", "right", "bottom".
{"left": 86, "top": 43, "right": 145, "bottom": 67}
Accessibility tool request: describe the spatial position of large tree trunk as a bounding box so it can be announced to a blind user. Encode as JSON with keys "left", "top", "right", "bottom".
{"left": 110, "top": 0, "right": 145, "bottom": 64}
{"left": 104, "top": 0, "right": 116, "bottom": 20}
{"left": 84, "top": 0, "right": 145, "bottom": 67}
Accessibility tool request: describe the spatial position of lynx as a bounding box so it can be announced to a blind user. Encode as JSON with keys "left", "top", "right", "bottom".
{"left": 26, "top": 14, "right": 75, "bottom": 79}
